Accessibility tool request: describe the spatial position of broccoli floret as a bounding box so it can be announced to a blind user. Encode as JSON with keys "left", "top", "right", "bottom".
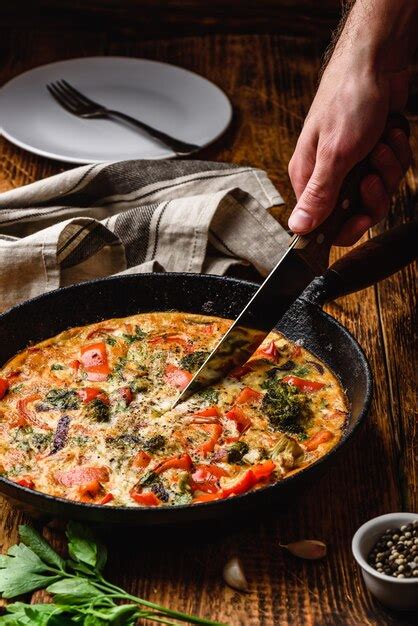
{"left": 143, "top": 435, "right": 166, "bottom": 452}
{"left": 46, "top": 388, "right": 79, "bottom": 410}
{"left": 227, "top": 441, "right": 249, "bottom": 464}
{"left": 86, "top": 398, "right": 110, "bottom": 422}
{"left": 261, "top": 377, "right": 311, "bottom": 435}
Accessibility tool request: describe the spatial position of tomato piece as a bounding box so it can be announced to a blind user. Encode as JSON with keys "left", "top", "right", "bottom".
{"left": 282, "top": 376, "right": 325, "bottom": 393}
{"left": 193, "top": 491, "right": 224, "bottom": 503}
{"left": 0, "top": 379, "right": 9, "bottom": 400}
{"left": 222, "top": 470, "right": 256, "bottom": 497}
{"left": 99, "top": 493, "right": 114, "bottom": 505}
{"left": 235, "top": 387, "right": 261, "bottom": 404}
{"left": 119, "top": 386, "right": 133, "bottom": 405}
{"left": 257, "top": 340, "right": 279, "bottom": 361}
{"left": 305, "top": 429, "right": 334, "bottom": 451}
{"left": 201, "top": 323, "right": 217, "bottom": 335}
{"left": 80, "top": 343, "right": 110, "bottom": 381}
{"left": 198, "top": 423, "right": 223, "bottom": 456}
{"left": 55, "top": 465, "right": 109, "bottom": 487}
{"left": 14, "top": 394, "right": 51, "bottom": 431}
{"left": 225, "top": 406, "right": 252, "bottom": 433}
{"left": 131, "top": 491, "right": 160, "bottom": 506}
{"left": 69, "top": 359, "right": 81, "bottom": 371}
{"left": 155, "top": 453, "right": 193, "bottom": 474}
{"left": 228, "top": 364, "right": 253, "bottom": 380}
{"left": 78, "top": 387, "right": 109, "bottom": 404}
{"left": 194, "top": 406, "right": 220, "bottom": 418}
{"left": 251, "top": 460, "right": 276, "bottom": 481}
{"left": 192, "top": 463, "right": 229, "bottom": 493}
{"left": 17, "top": 478, "right": 34, "bottom": 489}
{"left": 78, "top": 479, "right": 102, "bottom": 498}
{"left": 132, "top": 450, "right": 151, "bottom": 469}
{"left": 164, "top": 364, "right": 193, "bottom": 389}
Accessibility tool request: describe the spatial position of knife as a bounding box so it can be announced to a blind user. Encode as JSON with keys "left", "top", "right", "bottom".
{"left": 173, "top": 114, "right": 409, "bottom": 406}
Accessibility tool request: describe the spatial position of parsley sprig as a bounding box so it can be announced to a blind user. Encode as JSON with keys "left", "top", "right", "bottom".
{"left": 0, "top": 522, "right": 225, "bottom": 625}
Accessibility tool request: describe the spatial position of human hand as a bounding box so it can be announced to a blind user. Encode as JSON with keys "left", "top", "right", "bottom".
{"left": 288, "top": 50, "right": 412, "bottom": 246}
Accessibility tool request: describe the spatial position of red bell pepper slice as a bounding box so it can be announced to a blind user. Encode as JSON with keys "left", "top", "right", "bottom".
{"left": 17, "top": 478, "right": 35, "bottom": 489}
{"left": 198, "top": 423, "right": 223, "bottom": 456}
{"left": 193, "top": 491, "right": 225, "bottom": 503}
{"left": 305, "top": 429, "right": 334, "bottom": 451}
{"left": 225, "top": 406, "right": 252, "bottom": 433}
{"left": 0, "top": 379, "right": 9, "bottom": 400}
{"left": 282, "top": 375, "right": 325, "bottom": 393}
{"left": 131, "top": 491, "right": 161, "bottom": 506}
{"left": 69, "top": 359, "right": 81, "bottom": 371}
{"left": 235, "top": 387, "right": 261, "bottom": 404}
{"left": 251, "top": 459, "right": 276, "bottom": 481}
{"left": 194, "top": 406, "right": 220, "bottom": 418}
{"left": 132, "top": 450, "right": 151, "bottom": 469}
{"left": 80, "top": 343, "right": 110, "bottom": 381}
{"left": 222, "top": 469, "right": 256, "bottom": 497}
{"left": 99, "top": 492, "right": 114, "bottom": 505}
{"left": 78, "top": 479, "right": 103, "bottom": 499}
{"left": 78, "top": 387, "right": 109, "bottom": 404}
{"left": 164, "top": 364, "right": 193, "bottom": 389}
{"left": 155, "top": 453, "right": 193, "bottom": 474}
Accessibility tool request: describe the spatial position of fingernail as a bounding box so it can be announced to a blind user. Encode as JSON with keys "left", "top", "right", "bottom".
{"left": 288, "top": 209, "right": 313, "bottom": 233}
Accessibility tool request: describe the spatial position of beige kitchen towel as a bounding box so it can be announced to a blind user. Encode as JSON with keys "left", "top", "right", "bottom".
{"left": 0, "top": 160, "right": 289, "bottom": 311}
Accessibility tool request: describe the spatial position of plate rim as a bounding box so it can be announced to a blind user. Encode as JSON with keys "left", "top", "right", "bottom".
{"left": 0, "top": 56, "right": 233, "bottom": 164}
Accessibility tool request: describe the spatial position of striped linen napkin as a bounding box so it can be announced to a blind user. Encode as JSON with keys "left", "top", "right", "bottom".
{"left": 0, "top": 160, "right": 289, "bottom": 311}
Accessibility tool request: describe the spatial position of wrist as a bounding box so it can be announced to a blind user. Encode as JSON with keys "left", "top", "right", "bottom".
{"left": 331, "top": 0, "right": 418, "bottom": 73}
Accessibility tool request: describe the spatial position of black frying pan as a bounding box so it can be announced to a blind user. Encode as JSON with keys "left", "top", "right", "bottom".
{"left": 0, "top": 222, "right": 415, "bottom": 525}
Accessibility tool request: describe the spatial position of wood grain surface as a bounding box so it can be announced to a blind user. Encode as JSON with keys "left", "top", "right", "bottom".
{"left": 0, "top": 12, "right": 416, "bottom": 626}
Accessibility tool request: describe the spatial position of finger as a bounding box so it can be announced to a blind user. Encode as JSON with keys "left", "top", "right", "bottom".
{"left": 288, "top": 133, "right": 317, "bottom": 200}
{"left": 288, "top": 156, "right": 346, "bottom": 233}
{"left": 386, "top": 128, "right": 412, "bottom": 173}
{"left": 370, "top": 142, "right": 404, "bottom": 193}
{"left": 360, "top": 174, "right": 390, "bottom": 223}
{"left": 334, "top": 214, "right": 373, "bottom": 247}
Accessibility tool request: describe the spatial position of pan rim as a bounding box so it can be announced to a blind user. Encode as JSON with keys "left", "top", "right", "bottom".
{"left": 0, "top": 271, "right": 373, "bottom": 517}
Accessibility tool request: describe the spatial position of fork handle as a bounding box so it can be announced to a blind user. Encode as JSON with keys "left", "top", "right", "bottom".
{"left": 107, "top": 110, "right": 200, "bottom": 155}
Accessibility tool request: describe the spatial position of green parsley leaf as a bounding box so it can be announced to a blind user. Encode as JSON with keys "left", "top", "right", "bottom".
{"left": 18, "top": 525, "right": 65, "bottom": 571}
{"left": 66, "top": 522, "right": 98, "bottom": 569}
{"left": 0, "top": 543, "right": 60, "bottom": 598}
{"left": 46, "top": 578, "right": 101, "bottom": 604}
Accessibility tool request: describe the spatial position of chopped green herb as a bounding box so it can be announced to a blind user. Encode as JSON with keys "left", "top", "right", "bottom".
{"left": 85, "top": 398, "right": 109, "bottom": 422}
{"left": 180, "top": 351, "right": 210, "bottom": 372}
{"left": 45, "top": 389, "right": 79, "bottom": 410}
{"left": 198, "top": 387, "right": 220, "bottom": 404}
{"left": 10, "top": 383, "right": 24, "bottom": 394}
{"left": 50, "top": 364, "right": 64, "bottom": 371}
{"left": 143, "top": 434, "right": 166, "bottom": 452}
{"left": 138, "top": 470, "right": 158, "bottom": 488}
{"left": 105, "top": 336, "right": 116, "bottom": 346}
{"left": 291, "top": 365, "right": 311, "bottom": 377}
{"left": 123, "top": 325, "right": 146, "bottom": 344}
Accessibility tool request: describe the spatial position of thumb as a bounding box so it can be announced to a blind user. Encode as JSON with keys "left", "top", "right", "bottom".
{"left": 288, "top": 157, "right": 347, "bottom": 234}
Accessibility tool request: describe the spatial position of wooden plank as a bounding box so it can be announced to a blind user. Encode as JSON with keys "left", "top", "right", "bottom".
{"left": 0, "top": 26, "right": 416, "bottom": 626}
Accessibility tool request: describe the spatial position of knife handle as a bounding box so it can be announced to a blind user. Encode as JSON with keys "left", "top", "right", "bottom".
{"left": 292, "top": 113, "right": 410, "bottom": 274}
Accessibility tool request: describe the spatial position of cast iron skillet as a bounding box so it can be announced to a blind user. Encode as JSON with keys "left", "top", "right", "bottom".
{"left": 0, "top": 223, "right": 415, "bottom": 525}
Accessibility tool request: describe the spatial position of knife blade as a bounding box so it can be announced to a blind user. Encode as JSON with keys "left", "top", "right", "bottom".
{"left": 172, "top": 234, "right": 317, "bottom": 405}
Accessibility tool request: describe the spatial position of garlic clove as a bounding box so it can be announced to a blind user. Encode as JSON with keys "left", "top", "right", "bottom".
{"left": 222, "top": 556, "right": 249, "bottom": 592}
{"left": 280, "top": 540, "right": 327, "bottom": 560}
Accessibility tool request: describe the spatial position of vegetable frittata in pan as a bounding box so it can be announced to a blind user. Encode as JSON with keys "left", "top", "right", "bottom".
{"left": 0, "top": 312, "right": 348, "bottom": 507}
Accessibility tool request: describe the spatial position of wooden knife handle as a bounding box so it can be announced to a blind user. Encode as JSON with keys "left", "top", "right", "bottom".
{"left": 292, "top": 113, "right": 410, "bottom": 274}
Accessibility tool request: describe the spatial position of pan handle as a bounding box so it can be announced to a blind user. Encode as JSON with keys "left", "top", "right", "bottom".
{"left": 303, "top": 220, "right": 417, "bottom": 305}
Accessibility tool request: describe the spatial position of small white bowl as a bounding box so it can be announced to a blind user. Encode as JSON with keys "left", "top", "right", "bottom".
{"left": 352, "top": 512, "right": 418, "bottom": 610}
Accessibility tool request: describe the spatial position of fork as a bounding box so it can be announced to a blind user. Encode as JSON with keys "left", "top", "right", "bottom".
{"left": 46, "top": 80, "right": 201, "bottom": 157}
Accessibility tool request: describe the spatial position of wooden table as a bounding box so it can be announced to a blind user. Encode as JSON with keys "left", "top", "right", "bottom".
{"left": 0, "top": 13, "right": 416, "bottom": 626}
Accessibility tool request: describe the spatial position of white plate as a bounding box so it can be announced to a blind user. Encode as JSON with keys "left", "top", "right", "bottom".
{"left": 0, "top": 57, "right": 232, "bottom": 163}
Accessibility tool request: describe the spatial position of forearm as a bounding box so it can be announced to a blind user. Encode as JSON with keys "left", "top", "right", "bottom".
{"left": 332, "top": 0, "right": 418, "bottom": 72}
